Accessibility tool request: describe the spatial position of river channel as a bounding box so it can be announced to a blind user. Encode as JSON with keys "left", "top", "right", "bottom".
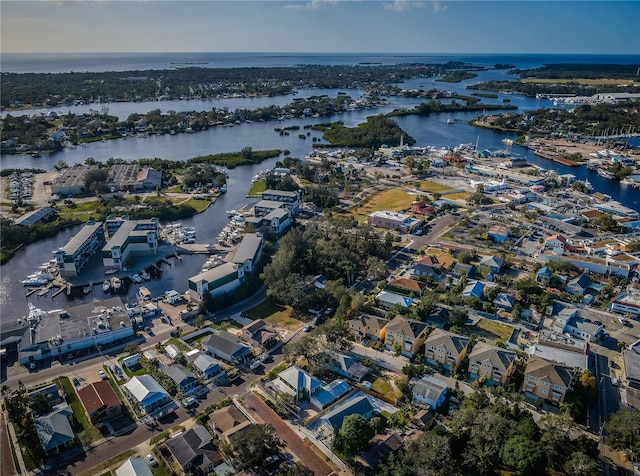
{"left": 1, "top": 69, "right": 638, "bottom": 326}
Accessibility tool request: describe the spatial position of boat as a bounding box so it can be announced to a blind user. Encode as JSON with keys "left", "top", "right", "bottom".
{"left": 220, "top": 184, "right": 227, "bottom": 193}
{"left": 104, "top": 268, "right": 118, "bottom": 275}
{"left": 447, "top": 117, "right": 455, "bottom": 124}
{"left": 130, "top": 274, "right": 143, "bottom": 284}
{"left": 102, "top": 280, "right": 111, "bottom": 292}
{"left": 21, "top": 273, "right": 51, "bottom": 287}
{"left": 226, "top": 209, "right": 238, "bottom": 217}
{"left": 31, "top": 151, "right": 41, "bottom": 158}
{"left": 111, "top": 276, "right": 122, "bottom": 291}
{"left": 502, "top": 138, "right": 514, "bottom": 146}
{"left": 140, "top": 270, "right": 151, "bottom": 281}
{"left": 597, "top": 169, "right": 615, "bottom": 180}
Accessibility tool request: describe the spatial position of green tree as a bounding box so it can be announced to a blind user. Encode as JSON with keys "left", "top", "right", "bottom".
{"left": 221, "top": 424, "right": 282, "bottom": 470}
{"left": 606, "top": 409, "right": 640, "bottom": 461}
{"left": 500, "top": 435, "right": 546, "bottom": 476}
{"left": 335, "top": 414, "right": 374, "bottom": 456}
{"left": 563, "top": 452, "right": 599, "bottom": 476}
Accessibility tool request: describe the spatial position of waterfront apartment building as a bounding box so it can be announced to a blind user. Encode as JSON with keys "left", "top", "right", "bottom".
{"left": 260, "top": 189, "right": 301, "bottom": 215}
{"left": 188, "top": 262, "right": 245, "bottom": 301}
{"left": 54, "top": 220, "right": 106, "bottom": 278}
{"left": 367, "top": 210, "right": 420, "bottom": 233}
{"left": 101, "top": 218, "right": 159, "bottom": 270}
{"left": 231, "top": 233, "right": 263, "bottom": 273}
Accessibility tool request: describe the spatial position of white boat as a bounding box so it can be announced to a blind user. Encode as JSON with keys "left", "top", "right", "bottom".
{"left": 104, "top": 268, "right": 118, "bottom": 275}
{"left": 597, "top": 168, "right": 615, "bottom": 180}
{"left": 21, "top": 273, "right": 51, "bottom": 286}
{"left": 140, "top": 270, "right": 151, "bottom": 281}
{"left": 111, "top": 276, "right": 122, "bottom": 291}
{"left": 447, "top": 117, "right": 455, "bottom": 124}
{"left": 130, "top": 274, "right": 142, "bottom": 284}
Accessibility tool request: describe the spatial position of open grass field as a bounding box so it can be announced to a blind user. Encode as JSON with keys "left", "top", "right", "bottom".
{"left": 243, "top": 301, "right": 305, "bottom": 331}
{"left": 370, "top": 377, "right": 398, "bottom": 404}
{"left": 247, "top": 180, "right": 266, "bottom": 197}
{"left": 418, "top": 180, "right": 456, "bottom": 194}
{"left": 180, "top": 198, "right": 212, "bottom": 213}
{"left": 472, "top": 318, "right": 514, "bottom": 343}
{"left": 57, "top": 199, "right": 101, "bottom": 220}
{"left": 349, "top": 188, "right": 414, "bottom": 222}
{"left": 444, "top": 192, "right": 471, "bottom": 201}
{"left": 521, "top": 78, "right": 638, "bottom": 86}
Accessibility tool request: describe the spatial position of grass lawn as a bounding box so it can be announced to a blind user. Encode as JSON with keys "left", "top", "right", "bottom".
{"left": 418, "top": 180, "right": 455, "bottom": 194}
{"left": 57, "top": 200, "right": 101, "bottom": 220}
{"left": 150, "top": 431, "right": 170, "bottom": 445}
{"left": 56, "top": 376, "right": 102, "bottom": 445}
{"left": 472, "top": 319, "right": 514, "bottom": 343}
{"left": 247, "top": 180, "right": 266, "bottom": 197}
{"left": 243, "top": 301, "right": 287, "bottom": 320}
{"left": 78, "top": 449, "right": 136, "bottom": 476}
{"left": 349, "top": 188, "right": 414, "bottom": 223}
{"left": 444, "top": 192, "right": 471, "bottom": 201}
{"left": 521, "top": 78, "right": 636, "bottom": 86}
{"left": 243, "top": 302, "right": 305, "bottom": 331}
{"left": 167, "top": 338, "right": 190, "bottom": 351}
{"left": 370, "top": 377, "right": 397, "bottom": 403}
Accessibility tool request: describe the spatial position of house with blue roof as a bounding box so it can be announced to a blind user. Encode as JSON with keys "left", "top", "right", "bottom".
{"left": 376, "top": 290, "right": 413, "bottom": 309}
{"left": 566, "top": 274, "right": 593, "bottom": 296}
{"left": 276, "top": 366, "right": 322, "bottom": 403}
{"left": 536, "top": 267, "right": 553, "bottom": 283}
{"left": 493, "top": 292, "right": 516, "bottom": 311}
{"left": 462, "top": 280, "right": 485, "bottom": 300}
{"left": 316, "top": 392, "right": 398, "bottom": 431}
{"left": 310, "top": 380, "right": 352, "bottom": 410}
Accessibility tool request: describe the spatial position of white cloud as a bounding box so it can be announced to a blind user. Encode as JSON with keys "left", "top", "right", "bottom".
{"left": 283, "top": 0, "right": 339, "bottom": 10}
{"left": 383, "top": 1, "right": 426, "bottom": 11}
{"left": 432, "top": 1, "right": 447, "bottom": 12}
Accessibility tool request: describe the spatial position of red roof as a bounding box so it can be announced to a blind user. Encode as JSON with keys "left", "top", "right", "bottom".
{"left": 77, "top": 380, "right": 121, "bottom": 415}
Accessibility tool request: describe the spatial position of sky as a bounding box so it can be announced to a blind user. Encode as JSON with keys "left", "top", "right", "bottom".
{"left": 1, "top": 0, "right": 639, "bottom": 55}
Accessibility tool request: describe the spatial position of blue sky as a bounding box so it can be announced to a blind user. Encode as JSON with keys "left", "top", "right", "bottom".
{"left": 1, "top": 1, "right": 639, "bottom": 54}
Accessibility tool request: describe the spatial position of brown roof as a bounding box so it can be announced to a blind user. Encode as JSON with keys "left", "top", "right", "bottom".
{"left": 390, "top": 278, "right": 426, "bottom": 293}
{"left": 209, "top": 405, "right": 248, "bottom": 434}
{"left": 524, "top": 356, "right": 574, "bottom": 388}
{"left": 77, "top": 381, "right": 121, "bottom": 415}
{"left": 581, "top": 209, "right": 602, "bottom": 219}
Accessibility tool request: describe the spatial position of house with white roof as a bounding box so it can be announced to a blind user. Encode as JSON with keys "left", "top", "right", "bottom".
{"left": 115, "top": 457, "right": 153, "bottom": 476}
{"left": 412, "top": 375, "right": 449, "bottom": 409}
{"left": 123, "top": 375, "right": 171, "bottom": 414}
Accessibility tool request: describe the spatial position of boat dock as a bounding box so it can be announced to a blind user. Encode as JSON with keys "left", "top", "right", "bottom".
{"left": 176, "top": 243, "right": 234, "bottom": 254}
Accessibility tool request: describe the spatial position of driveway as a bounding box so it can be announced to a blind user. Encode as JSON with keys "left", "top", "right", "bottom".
{"left": 243, "top": 392, "right": 335, "bottom": 476}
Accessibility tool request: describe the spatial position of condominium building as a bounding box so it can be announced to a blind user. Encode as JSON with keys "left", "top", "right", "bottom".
{"left": 54, "top": 220, "right": 106, "bottom": 277}
{"left": 101, "top": 218, "right": 159, "bottom": 270}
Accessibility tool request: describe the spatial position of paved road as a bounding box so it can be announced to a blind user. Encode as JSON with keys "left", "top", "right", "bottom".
{"left": 243, "top": 392, "right": 335, "bottom": 476}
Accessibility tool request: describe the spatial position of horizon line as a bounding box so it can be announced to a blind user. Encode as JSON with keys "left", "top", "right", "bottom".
{"left": 3, "top": 51, "right": 639, "bottom": 56}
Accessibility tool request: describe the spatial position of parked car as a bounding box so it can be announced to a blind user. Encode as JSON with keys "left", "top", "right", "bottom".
{"left": 146, "top": 454, "right": 158, "bottom": 467}
{"left": 303, "top": 325, "right": 313, "bottom": 332}
{"left": 98, "top": 370, "right": 107, "bottom": 380}
{"left": 182, "top": 397, "right": 196, "bottom": 407}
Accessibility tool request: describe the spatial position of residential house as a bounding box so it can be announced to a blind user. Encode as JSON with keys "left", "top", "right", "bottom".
{"left": 479, "top": 255, "right": 504, "bottom": 273}
{"left": 201, "top": 330, "right": 252, "bottom": 364}
{"left": 275, "top": 366, "right": 322, "bottom": 402}
{"left": 412, "top": 375, "right": 449, "bottom": 409}
{"left": 553, "top": 306, "right": 603, "bottom": 342}
{"left": 34, "top": 402, "right": 75, "bottom": 455}
{"left": 493, "top": 293, "right": 516, "bottom": 311}
{"left": 566, "top": 274, "right": 593, "bottom": 296}
{"left": 383, "top": 315, "right": 428, "bottom": 357}
{"left": 241, "top": 319, "right": 277, "bottom": 348}
{"left": 488, "top": 225, "right": 510, "bottom": 243}
{"left": 453, "top": 263, "right": 475, "bottom": 279}
{"left": 462, "top": 280, "right": 485, "bottom": 300}
{"left": 328, "top": 352, "right": 371, "bottom": 382}
{"left": 536, "top": 267, "right": 553, "bottom": 283}
{"left": 317, "top": 392, "right": 397, "bottom": 432}
{"left": 409, "top": 264, "right": 441, "bottom": 281}
{"left": 190, "top": 352, "right": 225, "bottom": 380}
{"left": 310, "top": 380, "right": 353, "bottom": 410}
{"left": 389, "top": 277, "right": 427, "bottom": 296}
{"left": 376, "top": 290, "right": 413, "bottom": 309}
{"left": 28, "top": 384, "right": 62, "bottom": 407}
{"left": 521, "top": 356, "right": 574, "bottom": 405}
{"left": 115, "top": 458, "right": 153, "bottom": 476}
{"left": 77, "top": 380, "right": 122, "bottom": 423}
{"left": 164, "top": 364, "right": 198, "bottom": 394}
{"left": 355, "top": 432, "right": 403, "bottom": 472}
{"left": 165, "top": 424, "right": 222, "bottom": 474}
{"left": 209, "top": 405, "right": 253, "bottom": 443}
{"left": 411, "top": 200, "right": 437, "bottom": 216}
{"left": 467, "top": 342, "right": 516, "bottom": 387}
{"left": 424, "top": 329, "right": 470, "bottom": 372}
{"left": 426, "top": 307, "right": 449, "bottom": 329}
{"left": 348, "top": 314, "right": 388, "bottom": 342}
{"left": 544, "top": 234, "right": 567, "bottom": 254}
{"left": 121, "top": 353, "right": 142, "bottom": 370}
{"left": 123, "top": 375, "right": 171, "bottom": 414}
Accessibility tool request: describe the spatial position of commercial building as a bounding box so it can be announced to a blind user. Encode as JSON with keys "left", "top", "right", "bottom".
{"left": 231, "top": 233, "right": 263, "bottom": 273}
{"left": 187, "top": 262, "right": 245, "bottom": 301}
{"left": 14, "top": 207, "right": 56, "bottom": 227}
{"left": 51, "top": 165, "right": 97, "bottom": 196}
{"left": 367, "top": 210, "right": 420, "bottom": 233}
{"left": 610, "top": 291, "right": 640, "bottom": 318}
{"left": 19, "top": 297, "right": 134, "bottom": 366}
{"left": 53, "top": 220, "right": 106, "bottom": 278}
{"left": 101, "top": 218, "right": 160, "bottom": 271}
{"left": 107, "top": 164, "right": 162, "bottom": 192}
